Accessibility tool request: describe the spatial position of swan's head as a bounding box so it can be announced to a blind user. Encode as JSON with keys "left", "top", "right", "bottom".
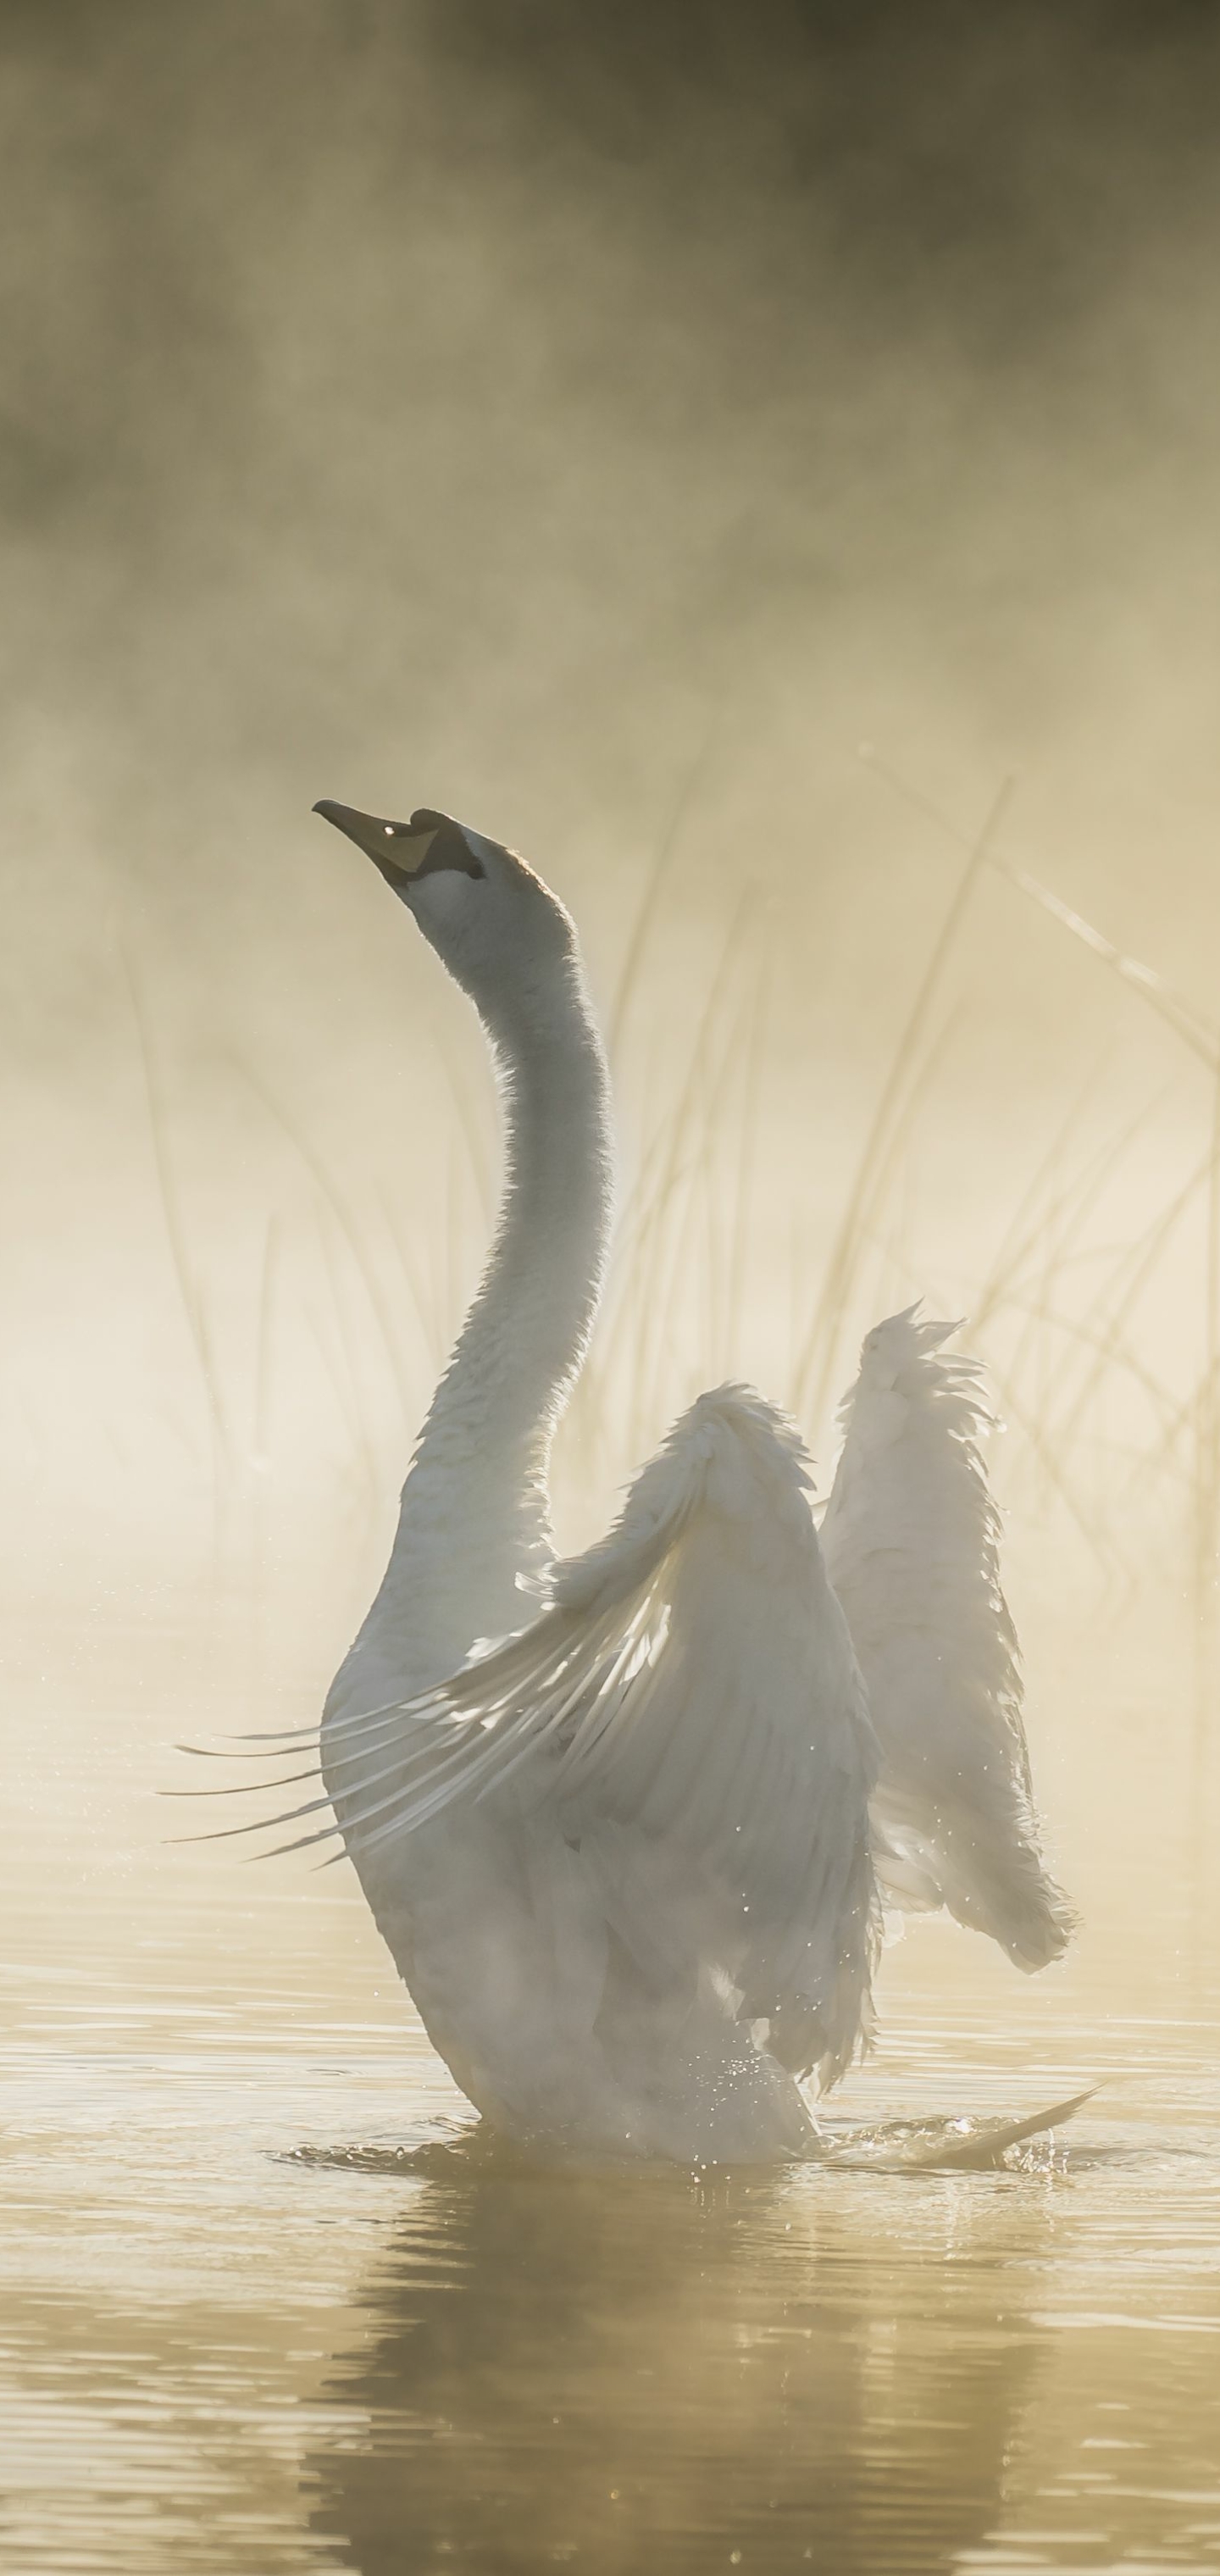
{"left": 313, "top": 798, "right": 579, "bottom": 1016}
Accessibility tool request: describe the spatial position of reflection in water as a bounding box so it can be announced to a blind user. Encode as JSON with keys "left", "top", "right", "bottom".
{"left": 305, "top": 2144, "right": 1044, "bottom": 2575}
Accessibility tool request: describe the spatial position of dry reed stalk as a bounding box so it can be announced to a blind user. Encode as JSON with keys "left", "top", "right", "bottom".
{"left": 1190, "top": 1061, "right": 1220, "bottom": 1945}
{"left": 307, "top": 1219, "right": 384, "bottom": 1509}
{"left": 803, "top": 997, "right": 967, "bottom": 1377}
{"left": 630, "top": 967, "right": 768, "bottom": 1449}
{"left": 861, "top": 748, "right": 1220, "bottom": 1596}
{"left": 118, "top": 937, "right": 230, "bottom": 1539}
{"left": 1051, "top": 1145, "right": 1220, "bottom": 1472}
{"left": 634, "top": 984, "right": 759, "bottom": 1443}
{"left": 244, "top": 1213, "right": 281, "bottom": 1690}
{"left": 984, "top": 1356, "right": 1125, "bottom": 1571}
{"left": 606, "top": 715, "right": 720, "bottom": 1063}
{"left": 973, "top": 1069, "right": 1106, "bottom": 1308}
{"left": 718, "top": 950, "right": 772, "bottom": 1383}
{"left": 861, "top": 744, "right": 1220, "bottom": 1071}
{"left": 548, "top": 794, "right": 1180, "bottom": 1564}
{"left": 432, "top": 1039, "right": 495, "bottom": 1234}
{"left": 583, "top": 891, "right": 757, "bottom": 1468}
{"left": 252, "top": 1216, "right": 280, "bottom": 1475}
{"left": 973, "top": 1090, "right": 1164, "bottom": 1348}
{"left": 794, "top": 777, "right": 1016, "bottom": 1434}
{"left": 377, "top": 1184, "right": 445, "bottom": 1368}
{"left": 975, "top": 1099, "right": 1175, "bottom": 1479}
{"left": 236, "top": 1061, "right": 424, "bottom": 1428}
{"left": 444, "top": 1127, "right": 472, "bottom": 1361}
{"left": 995, "top": 1295, "right": 1177, "bottom": 1432}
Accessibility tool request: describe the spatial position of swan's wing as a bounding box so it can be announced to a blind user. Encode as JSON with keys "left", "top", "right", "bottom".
{"left": 820, "top": 1306, "right": 1073, "bottom": 1971}
{"left": 254, "top": 1385, "right": 879, "bottom": 2090}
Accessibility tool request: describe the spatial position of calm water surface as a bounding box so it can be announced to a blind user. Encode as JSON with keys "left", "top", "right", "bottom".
{"left": 3, "top": 1590, "right": 1218, "bottom": 2573}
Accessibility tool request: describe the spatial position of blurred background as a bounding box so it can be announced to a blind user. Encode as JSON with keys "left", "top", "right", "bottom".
{"left": 4, "top": 0, "right": 1220, "bottom": 2011}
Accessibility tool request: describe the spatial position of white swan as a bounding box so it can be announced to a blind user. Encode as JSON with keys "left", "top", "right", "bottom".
{"left": 255, "top": 800, "right": 1073, "bottom": 2163}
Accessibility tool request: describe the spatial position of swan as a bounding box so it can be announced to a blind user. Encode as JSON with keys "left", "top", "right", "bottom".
{"left": 241, "top": 800, "right": 1073, "bottom": 2164}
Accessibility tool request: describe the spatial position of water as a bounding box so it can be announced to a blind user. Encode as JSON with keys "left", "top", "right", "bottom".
{"left": 3, "top": 1582, "right": 1219, "bottom": 2574}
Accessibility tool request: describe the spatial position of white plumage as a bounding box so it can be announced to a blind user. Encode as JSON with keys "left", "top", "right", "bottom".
{"left": 823, "top": 1308, "right": 1073, "bottom": 1973}
{"left": 208, "top": 801, "right": 1071, "bottom": 2163}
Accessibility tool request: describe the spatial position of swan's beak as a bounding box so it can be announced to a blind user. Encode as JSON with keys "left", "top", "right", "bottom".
{"left": 313, "top": 800, "right": 487, "bottom": 886}
{"left": 313, "top": 799, "right": 439, "bottom": 876}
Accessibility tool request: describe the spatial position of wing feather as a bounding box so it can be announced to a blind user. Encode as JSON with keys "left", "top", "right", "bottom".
{"left": 234, "top": 1383, "right": 880, "bottom": 2089}
{"left": 821, "top": 1305, "right": 1073, "bottom": 1970}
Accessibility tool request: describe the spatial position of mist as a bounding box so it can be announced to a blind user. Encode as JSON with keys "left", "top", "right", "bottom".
{"left": 3, "top": 3, "right": 1218, "bottom": 1576}
{"left": 5, "top": 9, "right": 1220, "bottom": 2569}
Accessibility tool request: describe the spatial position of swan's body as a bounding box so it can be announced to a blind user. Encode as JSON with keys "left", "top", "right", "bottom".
{"left": 299, "top": 801, "right": 1072, "bottom": 2162}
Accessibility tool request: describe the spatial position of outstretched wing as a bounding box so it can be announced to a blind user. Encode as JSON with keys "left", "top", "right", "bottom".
{"left": 820, "top": 1306, "right": 1073, "bottom": 1971}
{"left": 242, "top": 1385, "right": 879, "bottom": 2090}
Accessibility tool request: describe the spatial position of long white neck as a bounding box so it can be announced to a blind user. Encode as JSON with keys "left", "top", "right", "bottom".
{"left": 352, "top": 951, "right": 613, "bottom": 1690}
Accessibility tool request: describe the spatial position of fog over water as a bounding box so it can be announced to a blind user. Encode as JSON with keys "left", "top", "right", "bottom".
{"left": 5, "top": 1, "right": 1220, "bottom": 1561}
{"left": 3, "top": 6, "right": 1220, "bottom": 2571}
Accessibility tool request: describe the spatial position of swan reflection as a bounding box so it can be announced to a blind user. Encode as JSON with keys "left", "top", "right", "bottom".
{"left": 303, "top": 2140, "right": 1048, "bottom": 2574}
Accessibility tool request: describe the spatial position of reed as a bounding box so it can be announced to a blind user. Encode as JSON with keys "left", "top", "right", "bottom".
{"left": 794, "top": 776, "right": 1015, "bottom": 1431}
{"left": 178, "top": 791, "right": 1212, "bottom": 1579}
{"left": 115, "top": 780, "right": 1220, "bottom": 1968}
{"left": 114, "top": 775, "right": 1220, "bottom": 1930}
{"left": 118, "top": 935, "right": 230, "bottom": 1551}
